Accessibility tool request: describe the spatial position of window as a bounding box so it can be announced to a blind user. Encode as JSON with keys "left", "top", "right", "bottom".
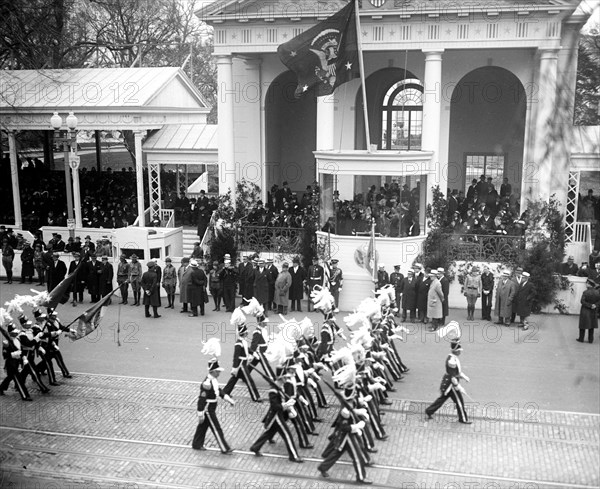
{"left": 464, "top": 153, "right": 506, "bottom": 189}
{"left": 381, "top": 79, "right": 423, "bottom": 151}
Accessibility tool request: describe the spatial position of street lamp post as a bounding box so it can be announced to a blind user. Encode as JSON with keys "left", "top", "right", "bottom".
{"left": 50, "top": 112, "right": 81, "bottom": 234}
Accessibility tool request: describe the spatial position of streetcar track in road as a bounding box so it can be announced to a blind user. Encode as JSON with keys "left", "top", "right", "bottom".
{"left": 1, "top": 426, "right": 596, "bottom": 489}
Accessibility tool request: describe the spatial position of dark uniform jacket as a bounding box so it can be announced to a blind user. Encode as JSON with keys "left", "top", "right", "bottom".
{"left": 197, "top": 375, "right": 225, "bottom": 412}
{"left": 399, "top": 277, "right": 417, "bottom": 310}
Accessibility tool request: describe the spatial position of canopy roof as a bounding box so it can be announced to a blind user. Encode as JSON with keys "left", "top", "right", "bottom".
{"left": 144, "top": 124, "right": 218, "bottom": 153}
{"left": 143, "top": 123, "right": 218, "bottom": 165}
{"left": 570, "top": 125, "right": 600, "bottom": 171}
{"left": 1, "top": 67, "right": 210, "bottom": 131}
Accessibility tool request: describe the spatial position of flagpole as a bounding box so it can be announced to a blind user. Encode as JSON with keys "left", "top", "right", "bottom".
{"left": 371, "top": 218, "right": 377, "bottom": 282}
{"left": 354, "top": 0, "right": 372, "bottom": 152}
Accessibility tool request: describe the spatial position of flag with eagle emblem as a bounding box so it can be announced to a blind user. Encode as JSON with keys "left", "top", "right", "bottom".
{"left": 277, "top": 1, "right": 359, "bottom": 98}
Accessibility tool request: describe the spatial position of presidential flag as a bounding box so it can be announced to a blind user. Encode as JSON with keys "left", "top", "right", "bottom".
{"left": 277, "top": 1, "right": 359, "bottom": 98}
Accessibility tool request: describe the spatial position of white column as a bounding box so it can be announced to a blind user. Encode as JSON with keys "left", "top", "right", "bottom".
{"left": 134, "top": 130, "right": 145, "bottom": 226}
{"left": 422, "top": 49, "right": 444, "bottom": 195}
{"left": 72, "top": 160, "right": 82, "bottom": 228}
{"left": 244, "top": 58, "right": 264, "bottom": 200}
{"left": 217, "top": 55, "right": 237, "bottom": 201}
{"left": 316, "top": 94, "right": 335, "bottom": 152}
{"left": 529, "top": 48, "right": 559, "bottom": 203}
{"left": 7, "top": 131, "right": 22, "bottom": 229}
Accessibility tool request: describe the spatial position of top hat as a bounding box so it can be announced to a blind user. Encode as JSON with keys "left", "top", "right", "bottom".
{"left": 331, "top": 259, "right": 339, "bottom": 264}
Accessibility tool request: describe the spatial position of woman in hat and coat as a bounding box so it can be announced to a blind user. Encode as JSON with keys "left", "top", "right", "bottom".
{"left": 187, "top": 259, "right": 207, "bottom": 316}
{"left": 578, "top": 279, "right": 600, "bottom": 343}
{"left": 141, "top": 262, "right": 161, "bottom": 318}
{"left": 274, "top": 262, "right": 292, "bottom": 314}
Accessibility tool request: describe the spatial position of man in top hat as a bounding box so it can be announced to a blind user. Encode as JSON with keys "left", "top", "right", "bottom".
{"left": 328, "top": 259, "right": 343, "bottom": 313}
{"left": 559, "top": 256, "right": 579, "bottom": 276}
{"left": 289, "top": 257, "right": 306, "bottom": 312}
{"left": 437, "top": 268, "right": 450, "bottom": 324}
{"left": 48, "top": 251, "right": 67, "bottom": 291}
{"left": 116, "top": 254, "right": 130, "bottom": 304}
{"left": 495, "top": 270, "right": 517, "bottom": 325}
{"left": 99, "top": 255, "right": 114, "bottom": 302}
{"left": 86, "top": 253, "right": 102, "bottom": 303}
{"left": 307, "top": 256, "right": 325, "bottom": 311}
{"left": 192, "top": 358, "right": 235, "bottom": 453}
{"left": 220, "top": 257, "right": 238, "bottom": 313}
{"left": 237, "top": 255, "right": 250, "bottom": 306}
{"left": 425, "top": 340, "right": 471, "bottom": 424}
{"left": 399, "top": 269, "right": 417, "bottom": 322}
{"left": 480, "top": 264, "right": 495, "bottom": 321}
{"left": 0, "top": 323, "right": 32, "bottom": 400}
{"left": 20, "top": 240, "right": 35, "bottom": 284}
{"left": 510, "top": 266, "right": 525, "bottom": 324}
{"left": 128, "top": 254, "right": 142, "bottom": 306}
{"left": 141, "top": 261, "right": 161, "bottom": 318}
{"left": 266, "top": 258, "right": 279, "bottom": 311}
{"left": 389, "top": 265, "right": 404, "bottom": 315}
{"left": 253, "top": 258, "right": 270, "bottom": 315}
{"left": 68, "top": 251, "right": 87, "bottom": 306}
{"left": 513, "top": 271, "right": 534, "bottom": 330}
{"left": 187, "top": 259, "right": 207, "bottom": 317}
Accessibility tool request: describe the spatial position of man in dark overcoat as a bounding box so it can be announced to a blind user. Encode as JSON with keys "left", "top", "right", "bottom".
{"left": 288, "top": 257, "right": 306, "bottom": 312}
{"left": 187, "top": 259, "right": 207, "bottom": 317}
{"left": 141, "top": 261, "right": 161, "bottom": 318}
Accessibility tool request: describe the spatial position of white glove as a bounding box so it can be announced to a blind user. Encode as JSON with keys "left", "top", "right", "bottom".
{"left": 22, "top": 357, "right": 29, "bottom": 365}
{"left": 52, "top": 331, "right": 60, "bottom": 337}
{"left": 231, "top": 367, "right": 239, "bottom": 376}
{"left": 363, "top": 394, "right": 373, "bottom": 403}
{"left": 197, "top": 411, "right": 205, "bottom": 421}
{"left": 39, "top": 347, "right": 46, "bottom": 355}
{"left": 11, "top": 351, "right": 21, "bottom": 359}
{"left": 462, "top": 374, "right": 470, "bottom": 382}
{"left": 354, "top": 408, "right": 368, "bottom": 419}
{"left": 69, "top": 329, "right": 77, "bottom": 336}
{"left": 223, "top": 394, "right": 235, "bottom": 406}
{"left": 54, "top": 345, "right": 60, "bottom": 352}
{"left": 351, "top": 420, "right": 366, "bottom": 433}
{"left": 307, "top": 378, "right": 317, "bottom": 389}
{"left": 253, "top": 352, "right": 260, "bottom": 360}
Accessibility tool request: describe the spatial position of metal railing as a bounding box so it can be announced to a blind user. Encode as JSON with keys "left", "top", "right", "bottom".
{"left": 160, "top": 209, "right": 175, "bottom": 228}
{"left": 237, "top": 226, "right": 305, "bottom": 254}
{"left": 573, "top": 222, "right": 591, "bottom": 244}
{"left": 426, "top": 233, "right": 526, "bottom": 262}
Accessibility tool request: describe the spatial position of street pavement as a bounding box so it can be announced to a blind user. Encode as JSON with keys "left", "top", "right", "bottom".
{"left": 0, "top": 281, "right": 598, "bottom": 488}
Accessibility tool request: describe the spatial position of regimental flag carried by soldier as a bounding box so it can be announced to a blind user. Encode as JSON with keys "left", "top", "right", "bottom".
{"left": 366, "top": 219, "right": 377, "bottom": 281}
{"left": 69, "top": 286, "right": 118, "bottom": 340}
{"left": 277, "top": 1, "right": 359, "bottom": 98}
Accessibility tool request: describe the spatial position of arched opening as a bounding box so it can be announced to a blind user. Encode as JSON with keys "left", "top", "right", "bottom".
{"left": 265, "top": 71, "right": 317, "bottom": 196}
{"left": 354, "top": 67, "right": 420, "bottom": 150}
{"left": 447, "top": 66, "right": 527, "bottom": 196}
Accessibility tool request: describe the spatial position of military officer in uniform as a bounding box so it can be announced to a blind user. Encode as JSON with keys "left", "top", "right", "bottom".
{"left": 425, "top": 339, "right": 471, "bottom": 424}
{"left": 389, "top": 265, "right": 404, "bottom": 315}
{"left": 128, "top": 254, "right": 142, "bottom": 306}
{"left": 192, "top": 358, "right": 235, "bottom": 454}
{"left": 307, "top": 257, "right": 324, "bottom": 311}
{"left": 328, "top": 259, "right": 343, "bottom": 313}
{"left": 116, "top": 254, "right": 130, "bottom": 304}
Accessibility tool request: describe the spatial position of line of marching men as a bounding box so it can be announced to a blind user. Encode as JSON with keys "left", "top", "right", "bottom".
{"left": 0, "top": 307, "right": 74, "bottom": 401}
{"left": 191, "top": 284, "right": 410, "bottom": 485}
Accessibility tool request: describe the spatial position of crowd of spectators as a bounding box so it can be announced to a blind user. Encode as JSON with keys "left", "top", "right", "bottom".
{"left": 444, "top": 175, "right": 525, "bottom": 236}
{"left": 331, "top": 181, "right": 422, "bottom": 237}
{"left": 0, "top": 155, "right": 140, "bottom": 230}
